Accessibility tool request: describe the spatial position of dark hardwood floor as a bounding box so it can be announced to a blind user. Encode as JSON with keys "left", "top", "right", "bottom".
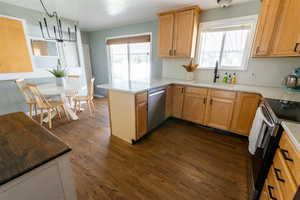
{"left": 49, "top": 98, "right": 250, "bottom": 200}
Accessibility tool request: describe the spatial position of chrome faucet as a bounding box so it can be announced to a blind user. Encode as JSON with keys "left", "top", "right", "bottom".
{"left": 213, "top": 61, "right": 220, "bottom": 83}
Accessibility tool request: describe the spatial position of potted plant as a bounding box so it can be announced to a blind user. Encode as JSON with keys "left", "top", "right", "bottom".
{"left": 49, "top": 59, "right": 67, "bottom": 86}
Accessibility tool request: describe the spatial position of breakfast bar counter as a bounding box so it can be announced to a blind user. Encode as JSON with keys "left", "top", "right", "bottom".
{"left": 0, "top": 112, "right": 77, "bottom": 200}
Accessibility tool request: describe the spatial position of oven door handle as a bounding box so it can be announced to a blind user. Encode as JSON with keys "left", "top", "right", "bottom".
{"left": 260, "top": 105, "right": 275, "bottom": 127}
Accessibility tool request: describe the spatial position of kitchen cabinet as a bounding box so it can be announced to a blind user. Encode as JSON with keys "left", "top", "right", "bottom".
{"left": 158, "top": 14, "right": 174, "bottom": 57}
{"left": 165, "top": 85, "right": 173, "bottom": 118}
{"left": 259, "top": 131, "right": 300, "bottom": 200}
{"left": 182, "top": 87, "right": 208, "bottom": 124}
{"left": 271, "top": 0, "right": 300, "bottom": 56}
{"left": 204, "top": 89, "right": 236, "bottom": 131}
{"left": 252, "top": 0, "right": 300, "bottom": 57}
{"left": 252, "top": 0, "right": 281, "bottom": 56}
{"left": 157, "top": 6, "right": 200, "bottom": 58}
{"left": 172, "top": 85, "right": 184, "bottom": 118}
{"left": 135, "top": 92, "right": 148, "bottom": 139}
{"left": 230, "top": 92, "right": 261, "bottom": 136}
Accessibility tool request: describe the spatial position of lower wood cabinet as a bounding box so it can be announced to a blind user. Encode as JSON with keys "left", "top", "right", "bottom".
{"left": 172, "top": 85, "right": 184, "bottom": 118}
{"left": 168, "top": 85, "right": 260, "bottom": 135}
{"left": 135, "top": 92, "right": 148, "bottom": 140}
{"left": 260, "top": 131, "right": 300, "bottom": 200}
{"left": 230, "top": 92, "right": 261, "bottom": 136}
{"left": 165, "top": 85, "right": 173, "bottom": 118}
{"left": 182, "top": 87, "right": 208, "bottom": 124}
{"left": 204, "top": 89, "right": 236, "bottom": 131}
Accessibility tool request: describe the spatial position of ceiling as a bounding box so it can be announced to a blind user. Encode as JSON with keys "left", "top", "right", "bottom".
{"left": 0, "top": 0, "right": 255, "bottom": 31}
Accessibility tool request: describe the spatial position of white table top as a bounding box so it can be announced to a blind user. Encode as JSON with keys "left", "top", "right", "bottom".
{"left": 38, "top": 79, "right": 83, "bottom": 96}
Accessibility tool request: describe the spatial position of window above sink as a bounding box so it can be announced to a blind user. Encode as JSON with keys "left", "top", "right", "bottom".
{"left": 196, "top": 15, "right": 258, "bottom": 71}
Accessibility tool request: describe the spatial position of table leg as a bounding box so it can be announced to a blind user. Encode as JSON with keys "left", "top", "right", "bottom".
{"left": 60, "top": 93, "right": 79, "bottom": 120}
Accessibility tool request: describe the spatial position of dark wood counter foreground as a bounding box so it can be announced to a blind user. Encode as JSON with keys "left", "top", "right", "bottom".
{"left": 0, "top": 112, "right": 71, "bottom": 185}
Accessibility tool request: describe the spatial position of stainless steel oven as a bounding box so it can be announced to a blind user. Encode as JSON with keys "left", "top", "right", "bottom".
{"left": 249, "top": 103, "right": 283, "bottom": 200}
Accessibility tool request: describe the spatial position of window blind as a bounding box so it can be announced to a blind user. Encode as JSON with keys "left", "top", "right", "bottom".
{"left": 106, "top": 35, "right": 151, "bottom": 45}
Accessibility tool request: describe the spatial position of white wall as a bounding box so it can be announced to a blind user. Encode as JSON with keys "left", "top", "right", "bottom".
{"left": 162, "top": 1, "right": 300, "bottom": 87}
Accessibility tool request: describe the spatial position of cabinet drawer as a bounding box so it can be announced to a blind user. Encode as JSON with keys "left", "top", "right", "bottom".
{"left": 136, "top": 92, "right": 148, "bottom": 103}
{"left": 210, "top": 89, "right": 236, "bottom": 100}
{"left": 273, "top": 149, "right": 297, "bottom": 200}
{"left": 185, "top": 86, "right": 208, "bottom": 96}
{"left": 265, "top": 165, "right": 283, "bottom": 200}
{"left": 279, "top": 132, "right": 300, "bottom": 185}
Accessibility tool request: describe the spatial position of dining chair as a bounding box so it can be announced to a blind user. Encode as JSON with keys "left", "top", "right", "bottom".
{"left": 66, "top": 75, "right": 80, "bottom": 106}
{"left": 27, "top": 83, "right": 69, "bottom": 129}
{"left": 15, "top": 79, "right": 37, "bottom": 118}
{"left": 73, "top": 78, "right": 95, "bottom": 116}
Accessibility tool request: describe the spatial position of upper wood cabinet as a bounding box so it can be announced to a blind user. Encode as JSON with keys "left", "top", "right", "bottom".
{"left": 271, "top": 0, "right": 300, "bottom": 56}
{"left": 230, "top": 93, "right": 261, "bottom": 136}
{"left": 252, "top": 0, "right": 281, "bottom": 56}
{"left": 135, "top": 92, "right": 148, "bottom": 140}
{"left": 158, "top": 14, "right": 174, "bottom": 57}
{"left": 204, "top": 89, "right": 236, "bottom": 131}
{"left": 172, "top": 85, "right": 185, "bottom": 118}
{"left": 157, "top": 6, "right": 200, "bottom": 58}
{"left": 182, "top": 87, "right": 208, "bottom": 124}
{"left": 252, "top": 0, "right": 300, "bottom": 57}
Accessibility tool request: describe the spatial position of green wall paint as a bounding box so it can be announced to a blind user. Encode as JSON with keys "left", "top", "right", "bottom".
{"left": 88, "top": 20, "right": 162, "bottom": 95}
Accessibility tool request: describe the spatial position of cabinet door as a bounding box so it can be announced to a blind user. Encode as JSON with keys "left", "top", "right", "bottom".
{"left": 172, "top": 85, "right": 184, "bottom": 118}
{"left": 182, "top": 93, "right": 206, "bottom": 124}
{"left": 136, "top": 98, "right": 148, "bottom": 139}
{"left": 252, "top": 0, "right": 281, "bottom": 57}
{"left": 230, "top": 93, "right": 261, "bottom": 136}
{"left": 205, "top": 97, "right": 235, "bottom": 131}
{"left": 271, "top": 0, "right": 300, "bottom": 56}
{"left": 165, "top": 85, "right": 173, "bottom": 118}
{"left": 173, "top": 9, "right": 197, "bottom": 58}
{"left": 158, "top": 14, "right": 174, "bottom": 57}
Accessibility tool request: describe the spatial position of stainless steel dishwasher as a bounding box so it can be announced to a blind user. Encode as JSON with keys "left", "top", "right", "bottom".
{"left": 148, "top": 86, "right": 166, "bottom": 131}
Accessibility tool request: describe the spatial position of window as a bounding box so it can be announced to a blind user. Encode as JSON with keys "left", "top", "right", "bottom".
{"left": 107, "top": 34, "right": 151, "bottom": 82}
{"left": 197, "top": 16, "right": 258, "bottom": 70}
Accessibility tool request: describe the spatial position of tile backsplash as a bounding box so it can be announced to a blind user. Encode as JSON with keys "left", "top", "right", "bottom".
{"left": 162, "top": 57, "right": 300, "bottom": 87}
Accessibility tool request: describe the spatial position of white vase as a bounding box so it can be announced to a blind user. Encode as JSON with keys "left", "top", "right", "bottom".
{"left": 186, "top": 72, "right": 194, "bottom": 81}
{"left": 56, "top": 77, "right": 64, "bottom": 86}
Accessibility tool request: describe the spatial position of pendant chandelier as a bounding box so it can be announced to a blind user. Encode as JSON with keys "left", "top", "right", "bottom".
{"left": 38, "top": 0, "right": 77, "bottom": 43}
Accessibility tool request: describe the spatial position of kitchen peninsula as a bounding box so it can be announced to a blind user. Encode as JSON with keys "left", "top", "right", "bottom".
{"left": 0, "top": 113, "right": 77, "bottom": 200}
{"left": 98, "top": 78, "right": 300, "bottom": 144}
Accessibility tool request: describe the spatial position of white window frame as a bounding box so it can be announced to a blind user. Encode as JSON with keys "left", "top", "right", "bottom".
{"left": 106, "top": 33, "right": 152, "bottom": 83}
{"left": 196, "top": 15, "right": 258, "bottom": 71}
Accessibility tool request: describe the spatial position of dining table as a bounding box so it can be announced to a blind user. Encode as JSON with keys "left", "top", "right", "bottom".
{"left": 38, "top": 78, "right": 85, "bottom": 121}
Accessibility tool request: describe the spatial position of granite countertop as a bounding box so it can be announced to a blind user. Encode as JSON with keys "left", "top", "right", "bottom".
{"left": 0, "top": 112, "right": 71, "bottom": 185}
{"left": 281, "top": 121, "right": 300, "bottom": 153}
{"left": 97, "top": 78, "right": 300, "bottom": 102}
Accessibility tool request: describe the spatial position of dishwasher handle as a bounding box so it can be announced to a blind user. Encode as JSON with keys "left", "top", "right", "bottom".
{"left": 149, "top": 90, "right": 166, "bottom": 97}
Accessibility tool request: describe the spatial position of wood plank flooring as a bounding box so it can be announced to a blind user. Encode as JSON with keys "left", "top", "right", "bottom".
{"left": 49, "top": 98, "right": 250, "bottom": 200}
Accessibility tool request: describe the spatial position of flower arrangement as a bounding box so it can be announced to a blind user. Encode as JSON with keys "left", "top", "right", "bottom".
{"left": 182, "top": 59, "right": 199, "bottom": 72}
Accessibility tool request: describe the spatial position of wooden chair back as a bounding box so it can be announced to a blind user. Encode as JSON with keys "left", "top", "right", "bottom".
{"left": 15, "top": 79, "right": 35, "bottom": 103}
{"left": 88, "top": 78, "right": 95, "bottom": 98}
{"left": 26, "top": 83, "right": 51, "bottom": 109}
